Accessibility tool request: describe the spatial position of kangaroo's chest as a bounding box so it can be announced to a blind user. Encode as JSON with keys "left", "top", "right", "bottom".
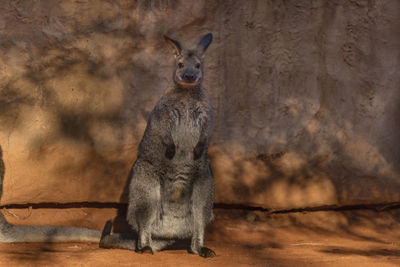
{"left": 169, "top": 102, "right": 206, "bottom": 148}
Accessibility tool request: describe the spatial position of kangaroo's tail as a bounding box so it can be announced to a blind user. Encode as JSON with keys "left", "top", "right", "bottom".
{"left": 0, "top": 213, "right": 101, "bottom": 243}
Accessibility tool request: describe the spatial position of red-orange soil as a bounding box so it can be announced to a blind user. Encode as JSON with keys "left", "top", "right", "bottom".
{"left": 0, "top": 209, "right": 399, "bottom": 266}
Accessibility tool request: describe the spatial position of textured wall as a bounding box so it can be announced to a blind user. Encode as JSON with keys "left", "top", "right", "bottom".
{"left": 0, "top": 0, "right": 399, "bottom": 210}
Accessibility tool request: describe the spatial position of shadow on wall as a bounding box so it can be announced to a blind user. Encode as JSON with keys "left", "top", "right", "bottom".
{"left": 0, "top": 0, "right": 399, "bottom": 264}
{"left": 0, "top": 1, "right": 400, "bottom": 213}
{"left": 0, "top": 0, "right": 399, "bottom": 217}
{"left": 0, "top": 147, "right": 3, "bottom": 195}
{"left": 0, "top": 0, "right": 179, "bottom": 203}
{"left": 210, "top": 104, "right": 400, "bottom": 211}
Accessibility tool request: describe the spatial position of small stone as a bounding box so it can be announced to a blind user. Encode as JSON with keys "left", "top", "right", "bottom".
{"left": 246, "top": 212, "right": 257, "bottom": 223}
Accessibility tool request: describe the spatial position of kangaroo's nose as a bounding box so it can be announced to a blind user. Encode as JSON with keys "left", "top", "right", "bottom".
{"left": 183, "top": 73, "right": 195, "bottom": 81}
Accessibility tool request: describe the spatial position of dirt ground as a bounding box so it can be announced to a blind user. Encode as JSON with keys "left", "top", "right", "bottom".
{"left": 0, "top": 208, "right": 399, "bottom": 267}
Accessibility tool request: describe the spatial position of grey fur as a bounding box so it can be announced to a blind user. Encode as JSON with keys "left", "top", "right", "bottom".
{"left": 100, "top": 33, "right": 215, "bottom": 257}
{"left": 0, "top": 146, "right": 102, "bottom": 243}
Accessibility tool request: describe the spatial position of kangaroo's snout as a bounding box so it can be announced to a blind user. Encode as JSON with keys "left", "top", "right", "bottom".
{"left": 182, "top": 72, "right": 196, "bottom": 83}
{"left": 182, "top": 66, "right": 196, "bottom": 82}
{"left": 176, "top": 63, "right": 201, "bottom": 86}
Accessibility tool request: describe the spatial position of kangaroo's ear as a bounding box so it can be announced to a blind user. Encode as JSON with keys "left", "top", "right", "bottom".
{"left": 164, "top": 36, "right": 182, "bottom": 57}
{"left": 197, "top": 33, "right": 213, "bottom": 55}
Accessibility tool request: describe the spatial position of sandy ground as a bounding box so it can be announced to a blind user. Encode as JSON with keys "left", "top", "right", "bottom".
{"left": 0, "top": 209, "right": 399, "bottom": 266}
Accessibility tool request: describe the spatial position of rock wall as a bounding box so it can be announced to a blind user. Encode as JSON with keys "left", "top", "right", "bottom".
{"left": 0, "top": 0, "right": 399, "bottom": 211}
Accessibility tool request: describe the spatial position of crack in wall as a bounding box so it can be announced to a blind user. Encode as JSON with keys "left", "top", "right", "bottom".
{"left": 1, "top": 202, "right": 400, "bottom": 214}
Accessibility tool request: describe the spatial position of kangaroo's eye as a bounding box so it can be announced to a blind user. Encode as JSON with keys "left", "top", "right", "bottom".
{"left": 195, "top": 63, "right": 201, "bottom": 69}
{"left": 178, "top": 62, "right": 184, "bottom": 68}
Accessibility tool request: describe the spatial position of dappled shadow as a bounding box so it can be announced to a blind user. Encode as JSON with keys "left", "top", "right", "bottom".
{"left": 320, "top": 247, "right": 400, "bottom": 257}
{"left": 0, "top": 0, "right": 399, "bottom": 265}
{"left": 206, "top": 208, "right": 400, "bottom": 265}
{"left": 0, "top": 0, "right": 184, "bottom": 263}
{"left": 205, "top": 209, "right": 281, "bottom": 262}
{"left": 0, "top": 0, "right": 176, "bottom": 204}
{"left": 284, "top": 212, "right": 388, "bottom": 244}
{"left": 1, "top": 0, "right": 398, "bottom": 212}
{"left": 0, "top": 244, "right": 65, "bottom": 264}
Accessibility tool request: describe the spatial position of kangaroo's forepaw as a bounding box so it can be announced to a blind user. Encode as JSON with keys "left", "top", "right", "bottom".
{"left": 193, "top": 142, "right": 205, "bottom": 160}
{"left": 165, "top": 144, "right": 176, "bottom": 159}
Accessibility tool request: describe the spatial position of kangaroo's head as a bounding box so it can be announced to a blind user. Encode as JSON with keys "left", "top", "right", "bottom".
{"left": 164, "top": 33, "right": 213, "bottom": 88}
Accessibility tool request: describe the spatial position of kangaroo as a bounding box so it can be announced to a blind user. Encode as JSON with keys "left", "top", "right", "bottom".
{"left": 0, "top": 146, "right": 102, "bottom": 243}
{"left": 99, "top": 33, "right": 215, "bottom": 257}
